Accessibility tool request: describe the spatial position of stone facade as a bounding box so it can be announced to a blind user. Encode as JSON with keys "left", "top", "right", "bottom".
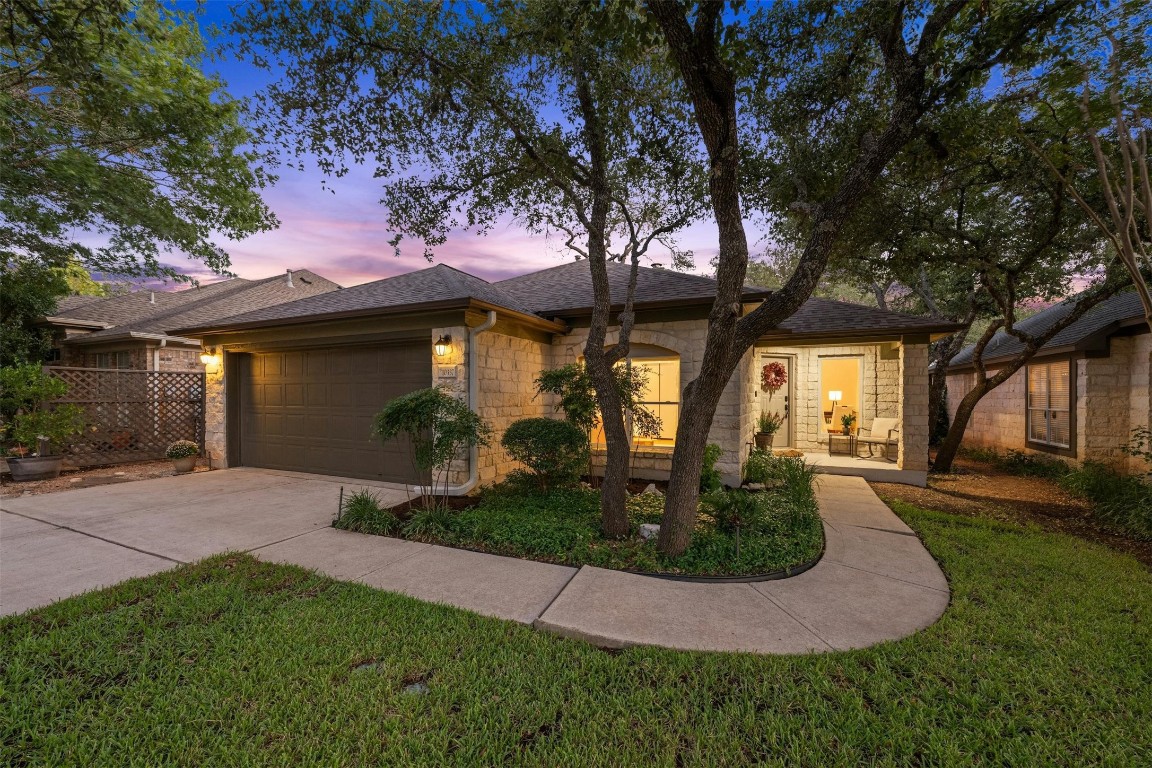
{"left": 203, "top": 357, "right": 226, "bottom": 467}
{"left": 56, "top": 341, "right": 203, "bottom": 372}
{"left": 474, "top": 330, "right": 550, "bottom": 483}
{"left": 945, "top": 332, "right": 1152, "bottom": 473}
{"left": 898, "top": 342, "right": 930, "bottom": 471}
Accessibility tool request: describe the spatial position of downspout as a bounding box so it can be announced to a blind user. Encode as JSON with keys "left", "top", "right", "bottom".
{"left": 153, "top": 337, "right": 166, "bottom": 371}
{"left": 412, "top": 310, "right": 497, "bottom": 497}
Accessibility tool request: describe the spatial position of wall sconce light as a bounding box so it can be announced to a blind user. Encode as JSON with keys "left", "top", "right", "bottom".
{"left": 434, "top": 334, "right": 452, "bottom": 358}
{"left": 200, "top": 348, "right": 221, "bottom": 368}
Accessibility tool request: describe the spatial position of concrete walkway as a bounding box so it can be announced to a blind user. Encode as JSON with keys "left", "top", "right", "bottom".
{"left": 1, "top": 469, "right": 947, "bottom": 654}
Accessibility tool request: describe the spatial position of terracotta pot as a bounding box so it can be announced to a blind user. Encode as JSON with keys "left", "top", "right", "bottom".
{"left": 754, "top": 433, "right": 774, "bottom": 450}
{"left": 171, "top": 456, "right": 197, "bottom": 473}
{"left": 7, "top": 455, "right": 64, "bottom": 482}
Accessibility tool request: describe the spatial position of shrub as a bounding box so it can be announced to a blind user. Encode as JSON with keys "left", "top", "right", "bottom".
{"left": 742, "top": 450, "right": 817, "bottom": 507}
{"left": 165, "top": 440, "right": 199, "bottom": 459}
{"left": 700, "top": 443, "right": 724, "bottom": 493}
{"left": 959, "top": 446, "right": 1070, "bottom": 478}
{"left": 403, "top": 506, "right": 457, "bottom": 540}
{"left": 334, "top": 489, "right": 400, "bottom": 535}
{"left": 701, "top": 488, "right": 763, "bottom": 534}
{"left": 0, "top": 364, "right": 85, "bottom": 454}
{"left": 501, "top": 418, "right": 588, "bottom": 490}
{"left": 372, "top": 386, "right": 492, "bottom": 508}
{"left": 1062, "top": 461, "right": 1152, "bottom": 540}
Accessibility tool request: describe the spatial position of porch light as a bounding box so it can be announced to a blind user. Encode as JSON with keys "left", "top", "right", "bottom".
{"left": 434, "top": 334, "right": 452, "bottom": 358}
{"left": 200, "top": 348, "right": 220, "bottom": 367}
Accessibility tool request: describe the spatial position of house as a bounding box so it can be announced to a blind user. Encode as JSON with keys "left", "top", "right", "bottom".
{"left": 175, "top": 261, "right": 962, "bottom": 488}
{"left": 945, "top": 290, "right": 1151, "bottom": 473}
{"left": 41, "top": 270, "right": 341, "bottom": 371}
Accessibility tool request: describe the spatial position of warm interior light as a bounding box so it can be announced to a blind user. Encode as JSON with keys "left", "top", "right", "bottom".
{"left": 828, "top": 390, "right": 843, "bottom": 402}
{"left": 434, "top": 334, "right": 452, "bottom": 357}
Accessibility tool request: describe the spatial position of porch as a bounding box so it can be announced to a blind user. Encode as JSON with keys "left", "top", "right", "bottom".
{"left": 801, "top": 451, "right": 927, "bottom": 487}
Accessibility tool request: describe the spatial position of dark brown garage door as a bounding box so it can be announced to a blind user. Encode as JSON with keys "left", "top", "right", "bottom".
{"left": 237, "top": 343, "right": 431, "bottom": 483}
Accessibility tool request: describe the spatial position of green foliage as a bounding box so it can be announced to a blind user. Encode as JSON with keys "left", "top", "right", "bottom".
{"left": 0, "top": 259, "right": 68, "bottom": 367}
{"left": 402, "top": 506, "right": 457, "bottom": 541}
{"left": 700, "top": 489, "right": 763, "bottom": 535}
{"left": 840, "top": 413, "right": 857, "bottom": 431}
{"left": 960, "top": 447, "right": 1071, "bottom": 479}
{"left": 1061, "top": 462, "right": 1152, "bottom": 541}
{"left": 1, "top": 0, "right": 275, "bottom": 279}
{"left": 533, "top": 362, "right": 662, "bottom": 441}
{"left": 334, "top": 489, "right": 400, "bottom": 536}
{"left": 1120, "top": 426, "right": 1152, "bottom": 467}
{"left": 0, "top": 364, "right": 84, "bottom": 453}
{"left": 741, "top": 452, "right": 819, "bottom": 510}
{"left": 372, "top": 387, "right": 492, "bottom": 495}
{"left": 756, "top": 411, "right": 783, "bottom": 435}
{"left": 164, "top": 440, "right": 199, "bottom": 460}
{"left": 501, "top": 418, "right": 588, "bottom": 491}
{"left": 699, "top": 443, "right": 724, "bottom": 493}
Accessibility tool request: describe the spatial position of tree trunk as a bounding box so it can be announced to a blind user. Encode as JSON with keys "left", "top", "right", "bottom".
{"left": 583, "top": 346, "right": 631, "bottom": 538}
{"left": 933, "top": 381, "right": 989, "bottom": 472}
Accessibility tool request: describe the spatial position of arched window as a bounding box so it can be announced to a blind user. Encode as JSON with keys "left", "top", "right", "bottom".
{"left": 589, "top": 344, "right": 680, "bottom": 448}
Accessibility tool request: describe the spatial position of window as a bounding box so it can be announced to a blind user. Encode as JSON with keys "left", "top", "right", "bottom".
{"left": 93, "top": 351, "right": 132, "bottom": 369}
{"left": 589, "top": 344, "right": 680, "bottom": 447}
{"left": 1027, "top": 360, "right": 1071, "bottom": 449}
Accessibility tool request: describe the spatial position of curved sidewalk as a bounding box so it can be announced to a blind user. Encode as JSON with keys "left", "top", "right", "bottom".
{"left": 3, "top": 469, "right": 948, "bottom": 654}
{"left": 534, "top": 475, "right": 949, "bottom": 653}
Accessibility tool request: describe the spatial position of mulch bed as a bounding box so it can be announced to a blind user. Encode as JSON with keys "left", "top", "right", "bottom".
{"left": 387, "top": 495, "right": 478, "bottom": 517}
{"left": 1, "top": 460, "right": 211, "bottom": 499}
{"left": 871, "top": 454, "right": 1152, "bottom": 568}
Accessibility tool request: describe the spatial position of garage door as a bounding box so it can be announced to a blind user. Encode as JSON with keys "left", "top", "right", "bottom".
{"left": 237, "top": 343, "right": 432, "bottom": 483}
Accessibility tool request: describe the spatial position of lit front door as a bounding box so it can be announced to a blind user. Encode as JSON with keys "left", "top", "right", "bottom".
{"left": 760, "top": 355, "right": 791, "bottom": 447}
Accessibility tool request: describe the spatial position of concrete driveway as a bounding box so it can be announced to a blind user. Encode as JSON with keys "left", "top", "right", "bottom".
{"left": 0, "top": 468, "right": 406, "bottom": 616}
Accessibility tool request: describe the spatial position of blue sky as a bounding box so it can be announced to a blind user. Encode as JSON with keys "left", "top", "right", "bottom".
{"left": 178, "top": 1, "right": 754, "bottom": 289}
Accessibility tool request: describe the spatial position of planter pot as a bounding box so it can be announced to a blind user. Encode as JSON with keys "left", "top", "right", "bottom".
{"left": 171, "top": 456, "right": 198, "bottom": 473}
{"left": 842, "top": 428, "right": 852, "bottom": 436}
{"left": 7, "top": 455, "right": 64, "bottom": 482}
{"left": 754, "top": 433, "right": 774, "bottom": 450}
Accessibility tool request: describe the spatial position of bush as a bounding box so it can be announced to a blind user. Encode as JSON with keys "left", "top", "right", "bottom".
{"left": 165, "top": 440, "right": 199, "bottom": 459}
{"left": 334, "top": 489, "right": 400, "bottom": 535}
{"left": 742, "top": 450, "right": 818, "bottom": 507}
{"left": 960, "top": 446, "right": 1070, "bottom": 478}
{"left": 1062, "top": 462, "right": 1152, "bottom": 540}
{"left": 700, "top": 443, "right": 724, "bottom": 493}
{"left": 501, "top": 417, "right": 588, "bottom": 490}
{"left": 403, "top": 506, "right": 457, "bottom": 540}
{"left": 0, "top": 364, "right": 85, "bottom": 454}
{"left": 701, "top": 488, "right": 763, "bottom": 534}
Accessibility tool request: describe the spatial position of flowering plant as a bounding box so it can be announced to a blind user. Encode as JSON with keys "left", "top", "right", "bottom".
{"left": 761, "top": 361, "right": 787, "bottom": 394}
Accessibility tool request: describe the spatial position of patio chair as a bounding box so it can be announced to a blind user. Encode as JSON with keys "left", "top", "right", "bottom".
{"left": 857, "top": 417, "right": 900, "bottom": 462}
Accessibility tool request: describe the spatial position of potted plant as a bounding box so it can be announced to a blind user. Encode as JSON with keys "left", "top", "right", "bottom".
{"left": 840, "top": 412, "right": 857, "bottom": 436}
{"left": 755, "top": 411, "right": 783, "bottom": 450}
{"left": 1, "top": 364, "right": 86, "bottom": 482}
{"left": 166, "top": 440, "right": 200, "bottom": 473}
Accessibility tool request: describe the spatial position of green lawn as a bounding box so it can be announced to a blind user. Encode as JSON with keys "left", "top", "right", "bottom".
{"left": 3, "top": 502, "right": 1150, "bottom": 766}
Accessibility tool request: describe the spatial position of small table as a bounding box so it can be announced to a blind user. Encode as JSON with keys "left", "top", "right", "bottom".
{"left": 827, "top": 433, "right": 857, "bottom": 456}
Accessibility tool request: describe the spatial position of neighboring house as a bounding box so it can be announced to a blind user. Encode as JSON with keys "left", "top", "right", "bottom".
{"left": 946, "top": 291, "right": 1151, "bottom": 473}
{"left": 41, "top": 270, "right": 341, "bottom": 371}
{"left": 176, "top": 261, "right": 961, "bottom": 488}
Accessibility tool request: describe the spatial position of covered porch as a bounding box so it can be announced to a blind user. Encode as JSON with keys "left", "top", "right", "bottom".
{"left": 801, "top": 451, "right": 927, "bottom": 487}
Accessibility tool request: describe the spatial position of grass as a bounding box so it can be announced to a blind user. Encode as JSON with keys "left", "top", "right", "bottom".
{"left": 4, "top": 504, "right": 1151, "bottom": 766}
{"left": 1061, "top": 461, "right": 1152, "bottom": 540}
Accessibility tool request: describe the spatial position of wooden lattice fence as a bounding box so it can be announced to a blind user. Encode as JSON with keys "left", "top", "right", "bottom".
{"left": 47, "top": 367, "right": 205, "bottom": 467}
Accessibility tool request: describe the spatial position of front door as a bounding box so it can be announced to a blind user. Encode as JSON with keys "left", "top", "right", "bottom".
{"left": 760, "top": 355, "right": 792, "bottom": 447}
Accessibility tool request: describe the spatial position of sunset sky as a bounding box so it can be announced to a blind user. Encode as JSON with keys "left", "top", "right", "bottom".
{"left": 160, "top": 3, "right": 758, "bottom": 290}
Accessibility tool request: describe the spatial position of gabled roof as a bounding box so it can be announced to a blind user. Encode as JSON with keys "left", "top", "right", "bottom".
{"left": 173, "top": 264, "right": 551, "bottom": 335}
{"left": 949, "top": 290, "right": 1148, "bottom": 368}
{"left": 771, "top": 297, "right": 965, "bottom": 339}
{"left": 495, "top": 260, "right": 771, "bottom": 316}
{"left": 57, "top": 270, "right": 341, "bottom": 345}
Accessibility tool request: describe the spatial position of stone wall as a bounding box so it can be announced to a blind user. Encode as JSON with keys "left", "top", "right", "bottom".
{"left": 156, "top": 347, "right": 202, "bottom": 372}
{"left": 203, "top": 357, "right": 227, "bottom": 467}
{"left": 431, "top": 326, "right": 469, "bottom": 486}
{"left": 946, "top": 332, "right": 1152, "bottom": 472}
{"left": 474, "top": 330, "right": 551, "bottom": 483}
{"left": 898, "top": 342, "right": 930, "bottom": 471}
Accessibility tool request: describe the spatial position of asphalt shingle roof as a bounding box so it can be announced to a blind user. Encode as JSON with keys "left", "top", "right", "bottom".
{"left": 180, "top": 264, "right": 539, "bottom": 332}
{"left": 775, "top": 297, "right": 961, "bottom": 336}
{"left": 495, "top": 260, "right": 771, "bottom": 315}
{"left": 950, "top": 290, "right": 1147, "bottom": 367}
{"left": 57, "top": 271, "right": 341, "bottom": 343}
